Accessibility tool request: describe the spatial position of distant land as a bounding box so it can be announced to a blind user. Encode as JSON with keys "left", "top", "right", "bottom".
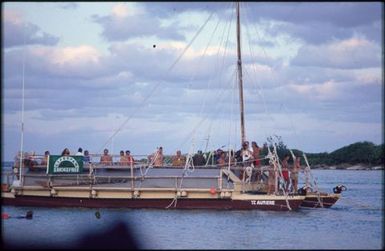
{"left": 303, "top": 141, "right": 384, "bottom": 170}
{"left": 259, "top": 140, "right": 384, "bottom": 170}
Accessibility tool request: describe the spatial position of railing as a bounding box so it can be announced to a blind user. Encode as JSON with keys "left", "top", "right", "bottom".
{"left": 6, "top": 152, "right": 300, "bottom": 195}
{"left": 16, "top": 165, "right": 227, "bottom": 193}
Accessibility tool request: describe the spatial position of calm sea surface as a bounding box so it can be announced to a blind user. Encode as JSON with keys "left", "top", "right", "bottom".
{"left": 2, "top": 166, "right": 383, "bottom": 249}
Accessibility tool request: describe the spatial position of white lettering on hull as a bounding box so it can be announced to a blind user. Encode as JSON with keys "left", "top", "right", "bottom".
{"left": 251, "top": 200, "right": 275, "bottom": 206}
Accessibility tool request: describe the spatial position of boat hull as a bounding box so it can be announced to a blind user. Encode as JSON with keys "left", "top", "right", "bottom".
{"left": 301, "top": 193, "right": 340, "bottom": 208}
{"left": 2, "top": 194, "right": 304, "bottom": 211}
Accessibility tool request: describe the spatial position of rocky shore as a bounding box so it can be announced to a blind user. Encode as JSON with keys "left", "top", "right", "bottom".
{"left": 311, "top": 163, "right": 384, "bottom": 170}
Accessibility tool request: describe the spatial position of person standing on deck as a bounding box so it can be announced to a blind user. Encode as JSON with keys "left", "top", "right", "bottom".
{"left": 41, "top": 151, "right": 50, "bottom": 167}
{"left": 192, "top": 150, "right": 206, "bottom": 167}
{"left": 172, "top": 150, "right": 186, "bottom": 167}
{"left": 239, "top": 142, "right": 253, "bottom": 180}
{"left": 226, "top": 150, "right": 236, "bottom": 166}
{"left": 100, "top": 148, "right": 113, "bottom": 165}
{"left": 75, "top": 147, "right": 84, "bottom": 156}
{"left": 291, "top": 156, "right": 300, "bottom": 193}
{"left": 251, "top": 141, "right": 261, "bottom": 182}
{"left": 281, "top": 154, "right": 290, "bottom": 192}
{"left": 267, "top": 163, "right": 276, "bottom": 195}
{"left": 241, "top": 142, "right": 253, "bottom": 164}
{"left": 217, "top": 151, "right": 226, "bottom": 167}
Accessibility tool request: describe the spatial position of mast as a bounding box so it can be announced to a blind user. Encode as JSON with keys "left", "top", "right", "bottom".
{"left": 19, "top": 24, "right": 27, "bottom": 185}
{"left": 236, "top": 2, "right": 246, "bottom": 145}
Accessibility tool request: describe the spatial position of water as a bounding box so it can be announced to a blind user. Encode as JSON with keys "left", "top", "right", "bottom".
{"left": 2, "top": 169, "right": 383, "bottom": 249}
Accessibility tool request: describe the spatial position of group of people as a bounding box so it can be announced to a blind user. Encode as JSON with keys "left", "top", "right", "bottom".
{"left": 267, "top": 154, "right": 301, "bottom": 195}
{"left": 15, "top": 142, "right": 302, "bottom": 196}
{"left": 60, "top": 148, "right": 91, "bottom": 163}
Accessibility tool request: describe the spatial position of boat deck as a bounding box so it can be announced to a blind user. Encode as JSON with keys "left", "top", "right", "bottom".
{"left": 20, "top": 166, "right": 235, "bottom": 190}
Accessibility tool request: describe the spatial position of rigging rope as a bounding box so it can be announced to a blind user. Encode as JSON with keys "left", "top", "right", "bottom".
{"left": 99, "top": 9, "right": 217, "bottom": 152}
{"left": 303, "top": 152, "right": 324, "bottom": 207}
{"left": 267, "top": 138, "right": 292, "bottom": 211}
{"left": 166, "top": 140, "right": 196, "bottom": 209}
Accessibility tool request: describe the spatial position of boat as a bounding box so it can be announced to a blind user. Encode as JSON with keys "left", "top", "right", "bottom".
{"left": 4, "top": 2, "right": 348, "bottom": 211}
{"left": 298, "top": 153, "right": 346, "bottom": 208}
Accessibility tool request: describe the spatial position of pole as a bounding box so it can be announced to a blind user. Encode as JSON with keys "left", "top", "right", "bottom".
{"left": 19, "top": 24, "right": 26, "bottom": 185}
{"left": 236, "top": 2, "right": 246, "bottom": 145}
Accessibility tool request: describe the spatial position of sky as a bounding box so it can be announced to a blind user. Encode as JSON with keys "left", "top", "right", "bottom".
{"left": 2, "top": 2, "right": 383, "bottom": 161}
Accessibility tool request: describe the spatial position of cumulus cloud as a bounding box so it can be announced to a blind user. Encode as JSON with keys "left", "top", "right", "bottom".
{"left": 292, "top": 38, "right": 381, "bottom": 69}
{"left": 139, "top": 2, "right": 226, "bottom": 18}
{"left": 2, "top": 2, "right": 382, "bottom": 160}
{"left": 143, "top": 2, "right": 382, "bottom": 45}
{"left": 92, "top": 3, "right": 186, "bottom": 42}
{"left": 4, "top": 45, "right": 106, "bottom": 80}
{"left": 58, "top": 2, "right": 78, "bottom": 10}
{"left": 3, "top": 9, "right": 59, "bottom": 48}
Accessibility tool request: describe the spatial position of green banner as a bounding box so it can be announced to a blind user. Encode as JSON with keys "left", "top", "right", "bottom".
{"left": 47, "top": 155, "right": 84, "bottom": 174}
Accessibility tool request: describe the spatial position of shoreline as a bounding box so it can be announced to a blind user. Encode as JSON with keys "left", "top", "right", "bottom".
{"left": 311, "top": 163, "right": 384, "bottom": 170}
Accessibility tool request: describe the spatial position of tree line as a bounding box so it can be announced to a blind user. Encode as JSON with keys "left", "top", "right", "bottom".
{"left": 303, "top": 141, "right": 384, "bottom": 166}
{"left": 260, "top": 140, "right": 384, "bottom": 166}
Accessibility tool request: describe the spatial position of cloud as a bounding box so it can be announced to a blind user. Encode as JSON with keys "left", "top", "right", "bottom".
{"left": 243, "top": 2, "right": 382, "bottom": 44}
{"left": 292, "top": 37, "right": 381, "bottom": 69}
{"left": 2, "top": 2, "right": 382, "bottom": 161}
{"left": 92, "top": 3, "right": 186, "bottom": 42}
{"left": 140, "top": 2, "right": 382, "bottom": 45}
{"left": 4, "top": 45, "right": 106, "bottom": 80}
{"left": 139, "top": 2, "right": 226, "bottom": 18}
{"left": 3, "top": 9, "right": 59, "bottom": 48}
{"left": 58, "top": 3, "right": 78, "bottom": 10}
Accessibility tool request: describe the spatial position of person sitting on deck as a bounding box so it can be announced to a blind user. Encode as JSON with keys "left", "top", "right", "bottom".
{"left": 119, "top": 150, "right": 128, "bottom": 166}
{"left": 41, "top": 150, "right": 50, "bottom": 167}
{"left": 192, "top": 150, "right": 206, "bottom": 167}
{"left": 100, "top": 148, "right": 113, "bottom": 166}
{"left": 149, "top": 147, "right": 164, "bottom": 167}
{"left": 83, "top": 150, "right": 91, "bottom": 163}
{"left": 171, "top": 150, "right": 186, "bottom": 167}
{"left": 281, "top": 154, "right": 290, "bottom": 192}
{"left": 61, "top": 148, "right": 70, "bottom": 156}
{"left": 126, "top": 150, "right": 135, "bottom": 166}
{"left": 217, "top": 151, "right": 226, "bottom": 168}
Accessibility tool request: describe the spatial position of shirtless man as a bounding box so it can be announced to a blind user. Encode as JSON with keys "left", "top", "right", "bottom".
{"left": 150, "top": 147, "right": 164, "bottom": 167}
{"left": 100, "top": 148, "right": 113, "bottom": 165}
{"left": 119, "top": 150, "right": 128, "bottom": 166}
{"left": 171, "top": 150, "right": 186, "bottom": 167}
